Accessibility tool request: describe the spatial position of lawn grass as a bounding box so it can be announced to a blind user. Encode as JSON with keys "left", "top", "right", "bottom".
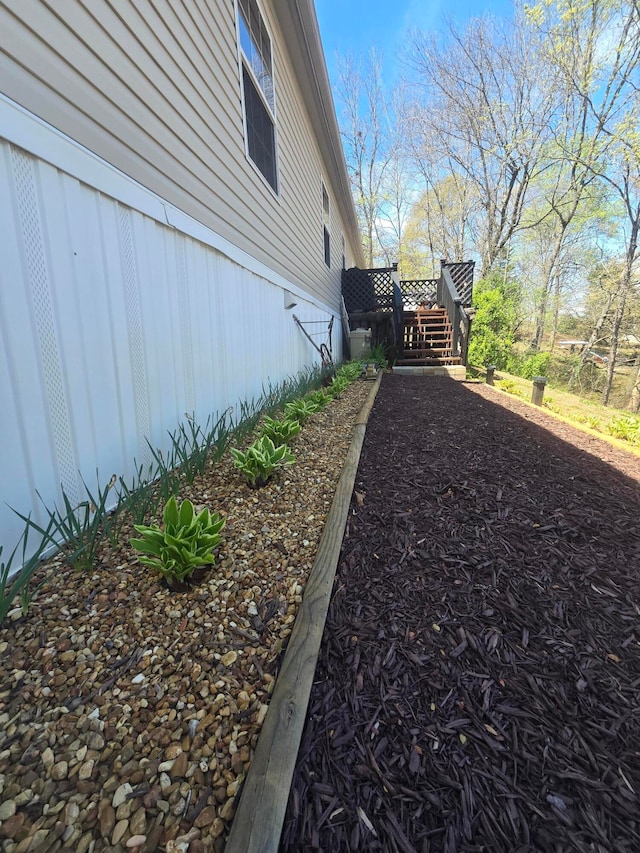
{"left": 467, "top": 364, "right": 640, "bottom": 458}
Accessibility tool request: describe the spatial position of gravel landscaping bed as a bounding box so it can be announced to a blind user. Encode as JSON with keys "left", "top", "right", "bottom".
{"left": 0, "top": 379, "right": 371, "bottom": 853}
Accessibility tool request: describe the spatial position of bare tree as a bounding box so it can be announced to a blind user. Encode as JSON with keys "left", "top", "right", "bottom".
{"left": 523, "top": 0, "right": 640, "bottom": 351}
{"left": 607, "top": 156, "right": 640, "bottom": 406}
{"left": 336, "top": 49, "right": 395, "bottom": 267}
{"left": 407, "top": 13, "right": 559, "bottom": 277}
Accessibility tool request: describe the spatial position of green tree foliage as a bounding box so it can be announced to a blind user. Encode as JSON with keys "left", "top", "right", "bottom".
{"left": 468, "top": 272, "right": 520, "bottom": 368}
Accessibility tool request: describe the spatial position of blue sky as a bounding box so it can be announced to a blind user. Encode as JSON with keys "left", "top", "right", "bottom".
{"left": 315, "top": 0, "right": 517, "bottom": 86}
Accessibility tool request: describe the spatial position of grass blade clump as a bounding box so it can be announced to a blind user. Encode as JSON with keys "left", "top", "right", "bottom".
{"left": 15, "top": 474, "right": 117, "bottom": 572}
{"left": 0, "top": 519, "right": 54, "bottom": 625}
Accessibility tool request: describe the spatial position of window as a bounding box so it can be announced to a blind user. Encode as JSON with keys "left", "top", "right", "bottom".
{"left": 238, "top": 0, "right": 277, "bottom": 192}
{"left": 341, "top": 234, "right": 346, "bottom": 269}
{"left": 322, "top": 183, "right": 330, "bottom": 267}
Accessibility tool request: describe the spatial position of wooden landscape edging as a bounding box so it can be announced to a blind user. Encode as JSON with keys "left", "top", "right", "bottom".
{"left": 225, "top": 373, "right": 383, "bottom": 853}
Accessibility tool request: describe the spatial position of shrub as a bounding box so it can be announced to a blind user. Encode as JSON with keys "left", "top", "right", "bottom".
{"left": 468, "top": 283, "right": 517, "bottom": 369}
{"left": 521, "top": 352, "right": 552, "bottom": 380}
{"left": 230, "top": 436, "right": 295, "bottom": 487}
{"left": 131, "top": 496, "right": 225, "bottom": 585}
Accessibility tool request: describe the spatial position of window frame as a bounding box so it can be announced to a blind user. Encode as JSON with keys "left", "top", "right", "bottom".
{"left": 235, "top": 0, "right": 279, "bottom": 196}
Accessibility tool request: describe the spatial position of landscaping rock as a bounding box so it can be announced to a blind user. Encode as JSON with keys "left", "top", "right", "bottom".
{"left": 0, "top": 382, "right": 371, "bottom": 849}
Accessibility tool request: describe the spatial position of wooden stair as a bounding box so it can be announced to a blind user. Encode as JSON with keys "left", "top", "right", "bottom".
{"left": 397, "top": 308, "right": 461, "bottom": 366}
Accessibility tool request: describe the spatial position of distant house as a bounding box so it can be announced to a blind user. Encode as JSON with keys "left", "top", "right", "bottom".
{"left": 0, "top": 1, "right": 363, "bottom": 554}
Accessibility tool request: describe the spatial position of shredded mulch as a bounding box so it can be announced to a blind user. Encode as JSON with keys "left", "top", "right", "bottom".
{"left": 282, "top": 375, "right": 640, "bottom": 853}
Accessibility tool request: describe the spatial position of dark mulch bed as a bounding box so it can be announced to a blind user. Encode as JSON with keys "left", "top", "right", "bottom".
{"left": 281, "top": 375, "right": 640, "bottom": 853}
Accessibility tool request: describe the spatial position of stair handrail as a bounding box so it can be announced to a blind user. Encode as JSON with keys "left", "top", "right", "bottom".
{"left": 437, "top": 267, "right": 472, "bottom": 365}
{"left": 391, "top": 270, "right": 404, "bottom": 362}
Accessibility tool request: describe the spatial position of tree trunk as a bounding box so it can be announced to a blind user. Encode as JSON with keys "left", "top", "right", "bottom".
{"left": 627, "top": 353, "right": 640, "bottom": 412}
{"left": 568, "top": 287, "right": 615, "bottom": 390}
{"left": 531, "top": 282, "right": 551, "bottom": 351}
{"left": 601, "top": 286, "right": 626, "bottom": 406}
{"left": 602, "top": 221, "right": 638, "bottom": 405}
{"left": 549, "top": 274, "right": 562, "bottom": 352}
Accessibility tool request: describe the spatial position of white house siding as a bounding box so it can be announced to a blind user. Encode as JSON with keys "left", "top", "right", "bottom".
{"left": 0, "top": 0, "right": 361, "bottom": 306}
{"left": 0, "top": 110, "right": 342, "bottom": 558}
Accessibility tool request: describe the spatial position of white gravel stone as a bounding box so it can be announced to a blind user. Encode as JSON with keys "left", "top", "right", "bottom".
{"left": 112, "top": 782, "right": 133, "bottom": 809}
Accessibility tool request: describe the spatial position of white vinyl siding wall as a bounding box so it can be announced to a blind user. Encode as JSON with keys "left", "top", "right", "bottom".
{"left": 0, "top": 132, "right": 340, "bottom": 557}
{"left": 0, "top": 0, "right": 358, "bottom": 306}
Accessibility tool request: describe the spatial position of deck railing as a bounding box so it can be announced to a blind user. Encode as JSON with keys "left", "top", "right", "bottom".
{"left": 341, "top": 261, "right": 475, "bottom": 365}
{"left": 391, "top": 271, "right": 404, "bottom": 362}
{"left": 399, "top": 278, "right": 439, "bottom": 307}
{"left": 437, "top": 267, "right": 472, "bottom": 362}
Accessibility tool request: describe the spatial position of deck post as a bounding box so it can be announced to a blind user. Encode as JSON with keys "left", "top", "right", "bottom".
{"left": 531, "top": 376, "right": 547, "bottom": 406}
{"left": 486, "top": 365, "right": 496, "bottom": 385}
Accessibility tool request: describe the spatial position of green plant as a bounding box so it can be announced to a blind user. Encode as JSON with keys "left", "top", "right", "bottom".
{"left": 102, "top": 486, "right": 131, "bottom": 547}
{"left": 230, "top": 436, "right": 295, "bottom": 487}
{"left": 131, "top": 496, "right": 225, "bottom": 584}
{"left": 16, "top": 474, "right": 118, "bottom": 572}
{"left": 521, "top": 352, "right": 552, "bottom": 380}
{"left": 168, "top": 411, "right": 232, "bottom": 484}
{"left": 0, "top": 520, "right": 54, "bottom": 625}
{"left": 283, "top": 399, "right": 320, "bottom": 422}
{"left": 146, "top": 443, "right": 181, "bottom": 505}
{"left": 116, "top": 460, "right": 162, "bottom": 526}
{"left": 306, "top": 389, "right": 330, "bottom": 409}
{"left": 336, "top": 361, "right": 363, "bottom": 381}
{"left": 327, "top": 375, "right": 350, "bottom": 397}
{"left": 468, "top": 282, "right": 518, "bottom": 369}
{"left": 259, "top": 415, "right": 302, "bottom": 444}
{"left": 260, "top": 367, "right": 323, "bottom": 416}
{"left": 606, "top": 415, "right": 640, "bottom": 445}
{"left": 363, "top": 343, "right": 388, "bottom": 368}
{"left": 497, "top": 378, "right": 526, "bottom": 399}
{"left": 543, "top": 396, "right": 562, "bottom": 414}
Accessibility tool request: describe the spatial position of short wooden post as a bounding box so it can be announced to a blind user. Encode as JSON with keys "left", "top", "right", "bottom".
{"left": 486, "top": 365, "right": 496, "bottom": 385}
{"left": 531, "top": 375, "right": 547, "bottom": 406}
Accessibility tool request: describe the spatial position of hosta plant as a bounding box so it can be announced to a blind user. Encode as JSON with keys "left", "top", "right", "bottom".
{"left": 131, "top": 496, "right": 225, "bottom": 585}
{"left": 260, "top": 415, "right": 301, "bottom": 445}
{"left": 307, "top": 389, "right": 330, "bottom": 409}
{"left": 327, "top": 375, "right": 350, "bottom": 397}
{"left": 283, "top": 399, "right": 319, "bottom": 422}
{"left": 231, "top": 436, "right": 295, "bottom": 487}
{"left": 338, "top": 360, "right": 365, "bottom": 380}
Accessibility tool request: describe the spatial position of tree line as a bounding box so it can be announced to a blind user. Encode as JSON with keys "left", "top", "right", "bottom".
{"left": 335, "top": 0, "right": 640, "bottom": 407}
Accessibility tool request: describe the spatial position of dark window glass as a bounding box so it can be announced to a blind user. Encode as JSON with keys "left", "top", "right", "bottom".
{"left": 242, "top": 66, "right": 277, "bottom": 191}
{"left": 322, "top": 184, "right": 330, "bottom": 266}
{"left": 239, "top": 0, "right": 274, "bottom": 111}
